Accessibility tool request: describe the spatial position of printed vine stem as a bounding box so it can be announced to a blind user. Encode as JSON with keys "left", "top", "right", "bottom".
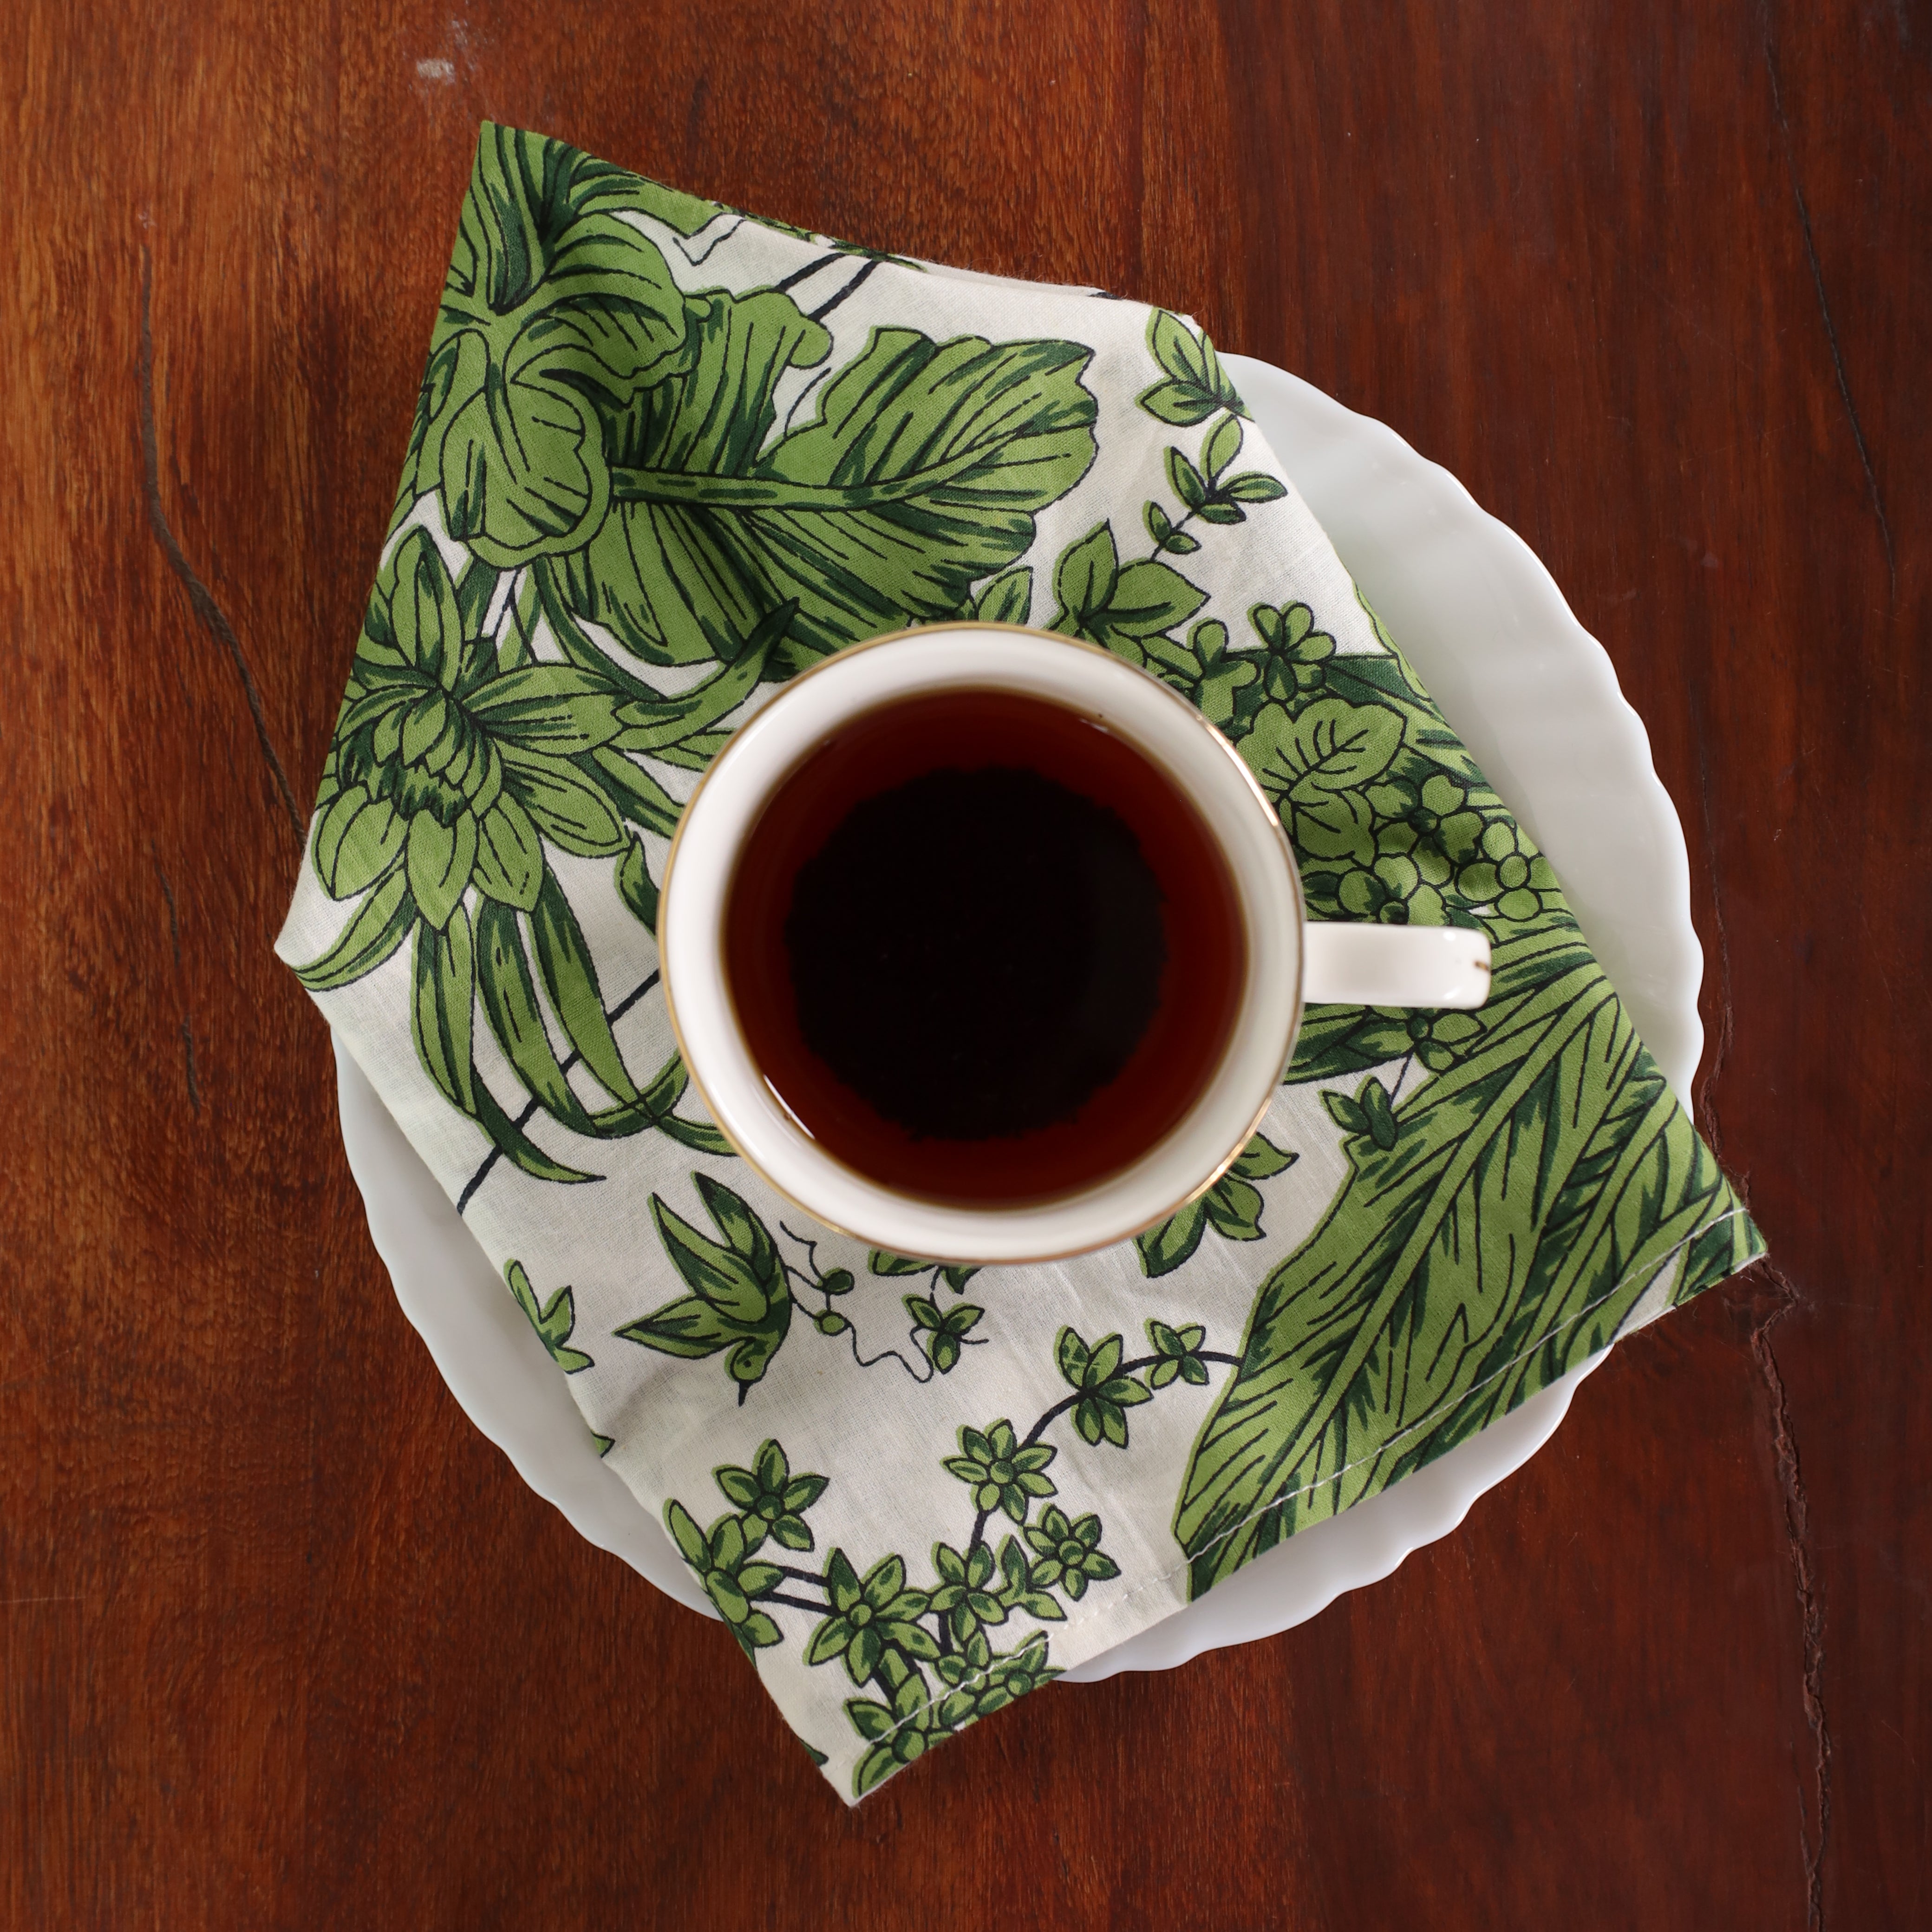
{"left": 762, "top": 1592, "right": 835, "bottom": 1615}
{"left": 1140, "top": 416, "right": 1227, "bottom": 564}
{"left": 966, "top": 1348, "right": 1243, "bottom": 1554}
{"left": 1145, "top": 493, "right": 1208, "bottom": 561}
{"left": 776, "top": 1223, "right": 942, "bottom": 1384}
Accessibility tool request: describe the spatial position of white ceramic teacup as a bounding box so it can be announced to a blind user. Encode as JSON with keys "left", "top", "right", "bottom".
{"left": 659, "top": 624, "right": 1488, "bottom": 1264}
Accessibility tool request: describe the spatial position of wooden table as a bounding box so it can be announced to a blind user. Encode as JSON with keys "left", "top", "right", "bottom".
{"left": 5, "top": 3, "right": 1923, "bottom": 1925}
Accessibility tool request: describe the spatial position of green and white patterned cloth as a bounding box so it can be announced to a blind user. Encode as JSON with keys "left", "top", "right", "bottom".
{"left": 278, "top": 124, "right": 1763, "bottom": 1802}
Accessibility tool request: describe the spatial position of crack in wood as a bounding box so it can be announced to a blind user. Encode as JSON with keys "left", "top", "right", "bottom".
{"left": 1691, "top": 684, "right": 1823, "bottom": 1920}
{"left": 1748, "top": 1265, "right": 1832, "bottom": 1932}
{"left": 137, "top": 246, "right": 304, "bottom": 835}
{"left": 178, "top": 1017, "right": 202, "bottom": 1116}
{"left": 1762, "top": 31, "right": 1896, "bottom": 607}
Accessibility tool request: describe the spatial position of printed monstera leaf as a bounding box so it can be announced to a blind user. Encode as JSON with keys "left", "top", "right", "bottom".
{"left": 422, "top": 128, "right": 1099, "bottom": 676}
{"left": 414, "top": 124, "right": 693, "bottom": 568}
{"left": 554, "top": 314, "right": 1101, "bottom": 674}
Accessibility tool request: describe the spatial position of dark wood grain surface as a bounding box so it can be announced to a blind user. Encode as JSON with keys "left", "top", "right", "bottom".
{"left": 3, "top": 3, "right": 1924, "bottom": 1925}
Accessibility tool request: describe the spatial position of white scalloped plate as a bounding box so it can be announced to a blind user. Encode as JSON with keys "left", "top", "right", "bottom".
{"left": 333, "top": 353, "right": 1704, "bottom": 1675}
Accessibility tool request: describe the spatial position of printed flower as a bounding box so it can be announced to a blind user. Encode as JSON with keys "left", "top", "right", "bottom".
{"left": 994, "top": 1534, "right": 1067, "bottom": 1622}
{"left": 314, "top": 527, "right": 632, "bottom": 932}
{"left": 944, "top": 1421, "right": 1058, "bottom": 1523}
{"left": 664, "top": 1501, "right": 783, "bottom": 1654}
{"left": 976, "top": 1632, "right": 1058, "bottom": 1712}
{"left": 932, "top": 1629, "right": 1060, "bottom": 1722}
{"left": 848, "top": 1671, "right": 951, "bottom": 1796}
{"left": 1334, "top": 850, "right": 1449, "bottom": 927}
{"left": 1146, "top": 1319, "right": 1211, "bottom": 1389}
{"left": 1456, "top": 820, "right": 1563, "bottom": 922}
{"left": 806, "top": 1551, "right": 938, "bottom": 1685}
{"left": 929, "top": 1541, "right": 1009, "bottom": 1643}
{"left": 1055, "top": 1329, "right": 1154, "bottom": 1449}
{"left": 1023, "top": 1506, "right": 1122, "bottom": 1601}
{"left": 714, "top": 1439, "right": 829, "bottom": 1553}
{"left": 1403, "top": 1008, "right": 1485, "bottom": 1073}
{"left": 1368, "top": 773, "right": 1487, "bottom": 884}
{"left": 1138, "top": 618, "right": 1262, "bottom": 731}
{"left": 906, "top": 1295, "right": 984, "bottom": 1374}
{"left": 1250, "top": 600, "right": 1337, "bottom": 699}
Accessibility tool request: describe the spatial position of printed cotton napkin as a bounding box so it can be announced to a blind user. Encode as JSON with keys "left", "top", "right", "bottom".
{"left": 278, "top": 124, "right": 1764, "bottom": 1801}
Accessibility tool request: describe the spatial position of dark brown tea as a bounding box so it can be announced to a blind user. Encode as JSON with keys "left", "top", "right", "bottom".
{"left": 723, "top": 689, "right": 1246, "bottom": 1206}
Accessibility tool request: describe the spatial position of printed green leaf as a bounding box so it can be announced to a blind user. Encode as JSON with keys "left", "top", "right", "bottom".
{"left": 1203, "top": 412, "right": 1243, "bottom": 482}
{"left": 1204, "top": 1175, "right": 1267, "bottom": 1242}
{"left": 1359, "top": 1078, "right": 1399, "bottom": 1150}
{"left": 1292, "top": 790, "right": 1379, "bottom": 865}
{"left": 1137, "top": 310, "right": 1247, "bottom": 423}
{"left": 1232, "top": 1132, "right": 1297, "bottom": 1181}
{"left": 1055, "top": 1328, "right": 1090, "bottom": 1386}
{"left": 1136, "top": 1198, "right": 1211, "bottom": 1278}
{"left": 614, "top": 836, "right": 659, "bottom": 931}
{"left": 1166, "top": 447, "right": 1208, "bottom": 511}
{"left": 737, "top": 1611, "right": 783, "bottom": 1651}
{"left": 1175, "top": 928, "right": 1759, "bottom": 1593}
{"left": 973, "top": 566, "right": 1034, "bottom": 626}
{"left": 505, "top": 1259, "right": 593, "bottom": 1372}
{"left": 502, "top": 749, "right": 627, "bottom": 856}
{"left": 528, "top": 871, "right": 637, "bottom": 1103}
{"left": 314, "top": 787, "right": 406, "bottom": 900}
{"left": 1104, "top": 560, "right": 1209, "bottom": 639}
{"left": 470, "top": 796, "right": 545, "bottom": 910}
{"left": 845, "top": 1697, "right": 896, "bottom": 1742}
{"left": 1224, "top": 471, "right": 1289, "bottom": 504}
{"left": 427, "top": 126, "right": 693, "bottom": 566}
{"left": 391, "top": 529, "right": 466, "bottom": 686}
{"left": 411, "top": 909, "right": 476, "bottom": 1114}
{"left": 666, "top": 1499, "right": 708, "bottom": 1567}
{"left": 1137, "top": 378, "right": 1221, "bottom": 426}
{"left": 405, "top": 810, "right": 477, "bottom": 932}
{"left": 1051, "top": 521, "right": 1119, "bottom": 626}
{"left": 623, "top": 171, "right": 727, "bottom": 238}
{"left": 295, "top": 868, "right": 417, "bottom": 992}
{"left": 619, "top": 1176, "right": 791, "bottom": 1396}
{"left": 466, "top": 663, "right": 627, "bottom": 751}
{"left": 1148, "top": 309, "right": 1211, "bottom": 389}
{"left": 1241, "top": 696, "right": 1406, "bottom": 801}
{"left": 552, "top": 288, "right": 826, "bottom": 666}
{"left": 596, "top": 321, "right": 1099, "bottom": 671}
{"left": 1049, "top": 520, "right": 1207, "bottom": 648}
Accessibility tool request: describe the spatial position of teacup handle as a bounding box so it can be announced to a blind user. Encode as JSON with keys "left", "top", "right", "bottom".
{"left": 1302, "top": 923, "right": 1491, "bottom": 1010}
